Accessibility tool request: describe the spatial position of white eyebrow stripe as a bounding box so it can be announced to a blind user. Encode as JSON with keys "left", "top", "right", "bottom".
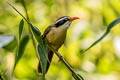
{"left": 55, "top": 18, "right": 65, "bottom": 24}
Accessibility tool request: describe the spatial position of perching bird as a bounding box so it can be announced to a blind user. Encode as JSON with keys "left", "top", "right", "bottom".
{"left": 38, "top": 16, "right": 79, "bottom": 74}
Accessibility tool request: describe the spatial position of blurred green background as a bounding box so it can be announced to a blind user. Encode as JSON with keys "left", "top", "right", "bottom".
{"left": 0, "top": 0, "right": 120, "bottom": 80}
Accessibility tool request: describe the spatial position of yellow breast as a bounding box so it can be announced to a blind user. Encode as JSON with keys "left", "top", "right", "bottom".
{"left": 46, "top": 27, "right": 67, "bottom": 50}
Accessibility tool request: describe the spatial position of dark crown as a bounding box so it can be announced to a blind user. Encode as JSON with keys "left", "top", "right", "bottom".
{"left": 55, "top": 16, "right": 70, "bottom": 27}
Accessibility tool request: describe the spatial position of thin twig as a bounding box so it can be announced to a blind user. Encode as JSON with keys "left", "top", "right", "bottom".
{"left": 48, "top": 44, "right": 84, "bottom": 80}
{"left": 7, "top": 2, "right": 29, "bottom": 23}
{"left": 21, "top": 0, "right": 30, "bottom": 21}
{"left": 21, "top": 0, "right": 36, "bottom": 50}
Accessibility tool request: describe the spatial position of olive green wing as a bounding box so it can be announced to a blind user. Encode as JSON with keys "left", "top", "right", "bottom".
{"left": 42, "top": 25, "right": 55, "bottom": 39}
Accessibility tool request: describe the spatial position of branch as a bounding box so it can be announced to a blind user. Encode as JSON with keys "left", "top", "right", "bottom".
{"left": 21, "top": 0, "right": 30, "bottom": 21}
{"left": 21, "top": 0, "right": 36, "bottom": 50}
{"left": 7, "top": 2, "right": 29, "bottom": 23}
{"left": 48, "top": 44, "right": 84, "bottom": 80}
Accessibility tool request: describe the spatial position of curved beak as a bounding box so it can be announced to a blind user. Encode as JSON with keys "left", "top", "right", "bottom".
{"left": 69, "top": 17, "right": 80, "bottom": 22}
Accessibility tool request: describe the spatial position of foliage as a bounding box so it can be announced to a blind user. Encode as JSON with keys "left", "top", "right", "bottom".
{"left": 13, "top": 34, "right": 29, "bottom": 72}
{"left": 9, "top": 3, "right": 83, "bottom": 79}
{"left": 0, "top": 0, "right": 120, "bottom": 80}
{"left": 30, "top": 23, "right": 48, "bottom": 77}
{"left": 82, "top": 18, "right": 120, "bottom": 53}
{"left": 19, "top": 19, "right": 24, "bottom": 40}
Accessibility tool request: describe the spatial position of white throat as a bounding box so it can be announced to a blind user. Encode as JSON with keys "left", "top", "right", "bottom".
{"left": 60, "top": 21, "right": 72, "bottom": 29}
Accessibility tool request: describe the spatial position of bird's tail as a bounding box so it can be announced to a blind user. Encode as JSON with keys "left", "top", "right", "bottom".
{"left": 38, "top": 49, "right": 54, "bottom": 74}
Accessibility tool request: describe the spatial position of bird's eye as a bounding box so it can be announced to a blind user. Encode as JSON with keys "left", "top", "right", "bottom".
{"left": 65, "top": 18, "right": 68, "bottom": 21}
{"left": 65, "top": 18, "right": 69, "bottom": 21}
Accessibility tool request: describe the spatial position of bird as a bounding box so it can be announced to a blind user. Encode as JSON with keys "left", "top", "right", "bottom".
{"left": 38, "top": 16, "right": 79, "bottom": 74}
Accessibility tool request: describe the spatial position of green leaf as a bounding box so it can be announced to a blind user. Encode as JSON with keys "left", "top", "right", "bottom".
{"left": 82, "top": 18, "right": 120, "bottom": 54}
{"left": 37, "top": 44, "right": 48, "bottom": 77}
{"left": 30, "top": 23, "right": 48, "bottom": 76}
{"left": 13, "top": 34, "right": 29, "bottom": 72}
{"left": 19, "top": 19, "right": 24, "bottom": 40}
{"left": 29, "top": 23, "right": 42, "bottom": 43}
{"left": 29, "top": 23, "right": 41, "bottom": 37}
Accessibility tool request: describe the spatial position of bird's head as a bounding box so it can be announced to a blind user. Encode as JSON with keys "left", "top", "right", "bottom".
{"left": 54, "top": 16, "right": 79, "bottom": 28}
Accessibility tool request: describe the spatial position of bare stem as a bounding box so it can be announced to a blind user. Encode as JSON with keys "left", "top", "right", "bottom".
{"left": 21, "top": 0, "right": 30, "bottom": 21}
{"left": 7, "top": 2, "right": 29, "bottom": 23}
{"left": 48, "top": 45, "right": 84, "bottom": 80}
{"left": 21, "top": 0, "right": 36, "bottom": 50}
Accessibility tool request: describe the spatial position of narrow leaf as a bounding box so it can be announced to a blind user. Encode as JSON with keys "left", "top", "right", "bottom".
{"left": 13, "top": 34, "right": 29, "bottom": 71}
{"left": 19, "top": 19, "right": 24, "bottom": 40}
{"left": 29, "top": 23, "right": 41, "bottom": 38}
{"left": 30, "top": 23, "right": 49, "bottom": 60}
{"left": 37, "top": 44, "right": 48, "bottom": 77}
{"left": 30, "top": 23, "right": 48, "bottom": 60}
{"left": 30, "top": 23, "right": 48, "bottom": 76}
{"left": 82, "top": 18, "right": 120, "bottom": 54}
